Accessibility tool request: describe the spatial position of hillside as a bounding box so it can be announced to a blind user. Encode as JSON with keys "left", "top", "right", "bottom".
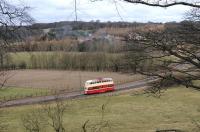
{"left": 1, "top": 86, "right": 200, "bottom": 132}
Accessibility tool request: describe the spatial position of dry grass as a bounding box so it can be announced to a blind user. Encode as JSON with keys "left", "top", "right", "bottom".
{"left": 2, "top": 86, "right": 200, "bottom": 132}
{"left": 6, "top": 70, "right": 143, "bottom": 91}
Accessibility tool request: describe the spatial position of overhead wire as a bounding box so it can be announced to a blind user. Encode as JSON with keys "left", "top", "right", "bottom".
{"left": 113, "top": 0, "right": 124, "bottom": 21}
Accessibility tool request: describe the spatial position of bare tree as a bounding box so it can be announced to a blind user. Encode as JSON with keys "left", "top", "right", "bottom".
{"left": 21, "top": 97, "right": 69, "bottom": 132}
{"left": 0, "top": 0, "right": 33, "bottom": 87}
{"left": 99, "top": 0, "right": 199, "bottom": 96}
{"left": 82, "top": 100, "right": 111, "bottom": 132}
{"left": 0, "top": 0, "right": 33, "bottom": 49}
{"left": 0, "top": 1, "right": 33, "bottom": 131}
{"left": 21, "top": 109, "right": 47, "bottom": 132}
{"left": 43, "top": 98, "right": 67, "bottom": 132}
{"left": 185, "top": 8, "right": 200, "bottom": 22}
{"left": 124, "top": 8, "right": 200, "bottom": 95}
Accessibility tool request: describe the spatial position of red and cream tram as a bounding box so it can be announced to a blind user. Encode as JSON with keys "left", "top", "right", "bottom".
{"left": 84, "top": 78, "right": 115, "bottom": 94}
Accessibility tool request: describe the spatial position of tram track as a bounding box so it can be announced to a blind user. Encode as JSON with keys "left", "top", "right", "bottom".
{"left": 0, "top": 77, "right": 157, "bottom": 108}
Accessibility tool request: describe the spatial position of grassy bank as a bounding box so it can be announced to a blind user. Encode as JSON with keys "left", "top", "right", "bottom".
{"left": 1, "top": 86, "right": 200, "bottom": 132}
{"left": 0, "top": 87, "right": 50, "bottom": 101}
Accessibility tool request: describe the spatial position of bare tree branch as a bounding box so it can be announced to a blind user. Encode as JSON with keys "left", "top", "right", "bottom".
{"left": 43, "top": 98, "right": 67, "bottom": 132}
{"left": 123, "top": 0, "right": 200, "bottom": 8}
{"left": 124, "top": 13, "right": 200, "bottom": 93}
{"left": 92, "top": 0, "right": 200, "bottom": 8}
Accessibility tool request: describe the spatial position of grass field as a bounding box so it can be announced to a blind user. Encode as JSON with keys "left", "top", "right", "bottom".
{"left": 6, "top": 70, "right": 143, "bottom": 90}
{"left": 0, "top": 87, "right": 50, "bottom": 101}
{"left": 1, "top": 86, "right": 200, "bottom": 132}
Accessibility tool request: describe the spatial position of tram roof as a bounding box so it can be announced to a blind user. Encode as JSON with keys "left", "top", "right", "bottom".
{"left": 85, "top": 78, "right": 113, "bottom": 83}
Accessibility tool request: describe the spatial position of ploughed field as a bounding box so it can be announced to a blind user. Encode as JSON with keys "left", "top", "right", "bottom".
{"left": 5, "top": 70, "right": 143, "bottom": 91}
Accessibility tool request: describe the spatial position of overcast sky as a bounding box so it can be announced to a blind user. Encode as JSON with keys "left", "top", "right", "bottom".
{"left": 12, "top": 0, "right": 192, "bottom": 23}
